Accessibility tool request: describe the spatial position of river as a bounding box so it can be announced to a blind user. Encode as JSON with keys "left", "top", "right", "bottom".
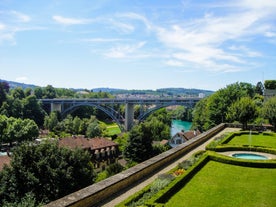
{"left": 171, "top": 120, "right": 192, "bottom": 136}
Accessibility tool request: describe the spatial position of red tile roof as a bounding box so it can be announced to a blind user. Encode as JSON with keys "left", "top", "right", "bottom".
{"left": 58, "top": 136, "right": 117, "bottom": 150}
{"left": 0, "top": 155, "right": 11, "bottom": 170}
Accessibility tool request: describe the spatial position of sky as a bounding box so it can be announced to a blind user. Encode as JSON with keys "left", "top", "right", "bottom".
{"left": 0, "top": 0, "right": 276, "bottom": 91}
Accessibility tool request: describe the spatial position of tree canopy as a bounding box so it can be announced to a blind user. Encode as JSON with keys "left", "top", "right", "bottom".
{"left": 0, "top": 141, "right": 95, "bottom": 205}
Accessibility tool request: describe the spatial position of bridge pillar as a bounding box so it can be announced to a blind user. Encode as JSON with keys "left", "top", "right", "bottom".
{"left": 125, "top": 103, "right": 134, "bottom": 131}
{"left": 50, "top": 103, "right": 62, "bottom": 113}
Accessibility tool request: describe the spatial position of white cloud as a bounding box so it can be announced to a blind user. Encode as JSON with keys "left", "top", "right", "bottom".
{"left": 104, "top": 41, "right": 146, "bottom": 58}
{"left": 52, "top": 15, "right": 91, "bottom": 25}
{"left": 117, "top": 12, "right": 152, "bottom": 30}
{"left": 81, "top": 38, "right": 124, "bottom": 43}
{"left": 165, "top": 60, "right": 184, "bottom": 67}
{"left": 11, "top": 11, "right": 31, "bottom": 22}
{"left": 154, "top": 0, "right": 275, "bottom": 72}
{"left": 108, "top": 18, "right": 135, "bottom": 33}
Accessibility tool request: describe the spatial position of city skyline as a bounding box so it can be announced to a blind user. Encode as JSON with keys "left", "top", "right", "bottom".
{"left": 0, "top": 0, "right": 276, "bottom": 91}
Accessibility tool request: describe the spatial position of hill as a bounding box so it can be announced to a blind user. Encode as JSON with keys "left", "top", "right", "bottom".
{"left": 0, "top": 79, "right": 213, "bottom": 97}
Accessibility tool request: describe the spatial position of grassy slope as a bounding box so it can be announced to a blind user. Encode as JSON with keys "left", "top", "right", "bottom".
{"left": 165, "top": 161, "right": 276, "bottom": 207}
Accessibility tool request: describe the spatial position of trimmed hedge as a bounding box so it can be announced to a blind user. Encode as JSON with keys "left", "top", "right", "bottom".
{"left": 146, "top": 153, "right": 210, "bottom": 206}
{"left": 206, "top": 131, "right": 276, "bottom": 155}
{"left": 146, "top": 151, "right": 276, "bottom": 206}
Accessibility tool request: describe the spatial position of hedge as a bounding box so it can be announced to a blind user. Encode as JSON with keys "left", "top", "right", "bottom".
{"left": 146, "top": 151, "right": 276, "bottom": 206}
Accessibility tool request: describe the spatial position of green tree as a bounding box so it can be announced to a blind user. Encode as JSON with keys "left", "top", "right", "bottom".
{"left": 0, "top": 82, "right": 9, "bottom": 106}
{"left": 73, "top": 116, "right": 83, "bottom": 134}
{"left": 264, "top": 80, "right": 276, "bottom": 89}
{"left": 3, "top": 117, "right": 39, "bottom": 145}
{"left": 226, "top": 97, "right": 257, "bottom": 130}
{"left": 124, "top": 124, "right": 153, "bottom": 163}
{"left": 86, "top": 121, "right": 101, "bottom": 137}
{"left": 43, "top": 85, "right": 56, "bottom": 99}
{"left": 192, "top": 82, "right": 257, "bottom": 131}
{"left": 34, "top": 87, "right": 43, "bottom": 99}
{"left": 22, "top": 95, "right": 46, "bottom": 126}
{"left": 255, "top": 81, "right": 264, "bottom": 95}
{"left": 0, "top": 141, "right": 95, "bottom": 205}
{"left": 11, "top": 87, "right": 25, "bottom": 99}
{"left": 262, "top": 96, "right": 276, "bottom": 131}
{"left": 44, "top": 112, "right": 59, "bottom": 131}
{"left": 192, "top": 98, "right": 209, "bottom": 131}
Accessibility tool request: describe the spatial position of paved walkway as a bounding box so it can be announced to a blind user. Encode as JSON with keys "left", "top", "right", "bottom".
{"left": 101, "top": 127, "right": 240, "bottom": 207}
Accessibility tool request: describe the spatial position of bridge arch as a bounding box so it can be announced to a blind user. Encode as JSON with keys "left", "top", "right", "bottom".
{"left": 61, "top": 103, "right": 125, "bottom": 132}
{"left": 137, "top": 102, "right": 194, "bottom": 122}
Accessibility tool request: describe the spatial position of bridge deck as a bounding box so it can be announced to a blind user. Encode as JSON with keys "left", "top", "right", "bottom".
{"left": 40, "top": 97, "right": 202, "bottom": 104}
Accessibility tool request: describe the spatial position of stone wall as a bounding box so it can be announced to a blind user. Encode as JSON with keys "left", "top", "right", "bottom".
{"left": 45, "top": 123, "right": 226, "bottom": 207}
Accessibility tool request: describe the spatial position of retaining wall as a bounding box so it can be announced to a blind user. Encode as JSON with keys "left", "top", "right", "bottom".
{"left": 45, "top": 123, "right": 226, "bottom": 207}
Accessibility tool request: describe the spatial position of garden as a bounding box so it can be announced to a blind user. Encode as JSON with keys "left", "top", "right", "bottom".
{"left": 116, "top": 131, "right": 276, "bottom": 207}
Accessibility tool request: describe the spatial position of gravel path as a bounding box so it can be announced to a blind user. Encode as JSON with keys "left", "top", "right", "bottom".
{"left": 101, "top": 127, "right": 240, "bottom": 207}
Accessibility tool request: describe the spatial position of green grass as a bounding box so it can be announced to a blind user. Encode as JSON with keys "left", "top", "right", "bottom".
{"left": 227, "top": 133, "right": 276, "bottom": 148}
{"left": 165, "top": 160, "right": 276, "bottom": 207}
{"left": 100, "top": 122, "right": 121, "bottom": 136}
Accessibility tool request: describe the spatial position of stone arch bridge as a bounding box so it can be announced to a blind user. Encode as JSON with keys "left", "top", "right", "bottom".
{"left": 40, "top": 97, "right": 201, "bottom": 131}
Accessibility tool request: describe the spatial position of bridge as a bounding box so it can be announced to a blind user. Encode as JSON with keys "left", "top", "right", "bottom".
{"left": 40, "top": 97, "right": 201, "bottom": 131}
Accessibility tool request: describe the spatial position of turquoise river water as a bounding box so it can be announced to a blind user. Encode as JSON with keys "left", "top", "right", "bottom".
{"left": 171, "top": 120, "right": 192, "bottom": 136}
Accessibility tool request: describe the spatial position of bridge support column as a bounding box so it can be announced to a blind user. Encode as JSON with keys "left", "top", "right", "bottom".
{"left": 50, "top": 103, "right": 62, "bottom": 113}
{"left": 125, "top": 103, "right": 134, "bottom": 131}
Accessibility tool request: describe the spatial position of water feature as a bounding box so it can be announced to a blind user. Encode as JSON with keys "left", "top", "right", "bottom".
{"left": 232, "top": 153, "right": 268, "bottom": 160}
{"left": 248, "top": 130, "right": 252, "bottom": 147}
{"left": 171, "top": 120, "right": 192, "bottom": 136}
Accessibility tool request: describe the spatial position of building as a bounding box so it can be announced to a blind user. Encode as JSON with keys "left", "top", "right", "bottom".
{"left": 169, "top": 130, "right": 201, "bottom": 147}
{"left": 58, "top": 136, "right": 119, "bottom": 171}
{"left": 0, "top": 155, "right": 11, "bottom": 171}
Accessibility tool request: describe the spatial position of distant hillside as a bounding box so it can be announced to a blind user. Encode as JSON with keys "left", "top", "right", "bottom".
{"left": 0, "top": 79, "right": 38, "bottom": 89}
{"left": 0, "top": 79, "right": 214, "bottom": 96}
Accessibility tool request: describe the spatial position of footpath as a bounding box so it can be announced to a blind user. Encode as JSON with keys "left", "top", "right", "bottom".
{"left": 101, "top": 127, "right": 240, "bottom": 207}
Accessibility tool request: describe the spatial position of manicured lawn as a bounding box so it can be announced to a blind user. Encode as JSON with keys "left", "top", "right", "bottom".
{"left": 105, "top": 123, "right": 121, "bottom": 136}
{"left": 165, "top": 161, "right": 276, "bottom": 207}
{"left": 227, "top": 133, "right": 276, "bottom": 148}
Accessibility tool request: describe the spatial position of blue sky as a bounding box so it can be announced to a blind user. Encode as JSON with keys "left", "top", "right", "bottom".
{"left": 0, "top": 0, "right": 276, "bottom": 91}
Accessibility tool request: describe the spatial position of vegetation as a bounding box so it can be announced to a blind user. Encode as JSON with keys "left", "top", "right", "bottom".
{"left": 264, "top": 80, "right": 276, "bottom": 89}
{"left": 0, "top": 115, "right": 39, "bottom": 146}
{"left": 262, "top": 96, "right": 276, "bottom": 131}
{"left": 226, "top": 97, "right": 258, "bottom": 129}
{"left": 165, "top": 160, "right": 276, "bottom": 207}
{"left": 193, "top": 81, "right": 276, "bottom": 131}
{"left": 0, "top": 141, "right": 95, "bottom": 205}
{"left": 123, "top": 109, "right": 171, "bottom": 163}
{"left": 227, "top": 132, "right": 276, "bottom": 148}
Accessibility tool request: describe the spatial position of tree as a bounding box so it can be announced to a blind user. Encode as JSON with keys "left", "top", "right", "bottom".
{"left": 124, "top": 124, "right": 153, "bottom": 163}
{"left": 262, "top": 96, "right": 276, "bottom": 131}
{"left": 255, "top": 81, "right": 264, "bottom": 95}
{"left": 22, "top": 95, "right": 46, "bottom": 126}
{"left": 44, "top": 112, "right": 59, "bottom": 131}
{"left": 264, "top": 80, "right": 276, "bottom": 89}
{"left": 43, "top": 85, "right": 56, "bottom": 99}
{"left": 34, "top": 87, "right": 43, "bottom": 99}
{"left": 192, "top": 82, "right": 257, "bottom": 131}
{"left": 0, "top": 82, "right": 9, "bottom": 106}
{"left": 192, "top": 98, "right": 209, "bottom": 131}
{"left": 11, "top": 87, "right": 25, "bottom": 99}
{"left": 143, "top": 116, "right": 170, "bottom": 141}
{"left": 86, "top": 120, "right": 101, "bottom": 137}
{"left": 3, "top": 117, "right": 39, "bottom": 145}
{"left": 226, "top": 97, "right": 257, "bottom": 130}
{"left": 0, "top": 141, "right": 95, "bottom": 205}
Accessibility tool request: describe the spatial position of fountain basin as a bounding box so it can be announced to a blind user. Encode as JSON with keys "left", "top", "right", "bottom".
{"left": 231, "top": 153, "right": 268, "bottom": 160}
